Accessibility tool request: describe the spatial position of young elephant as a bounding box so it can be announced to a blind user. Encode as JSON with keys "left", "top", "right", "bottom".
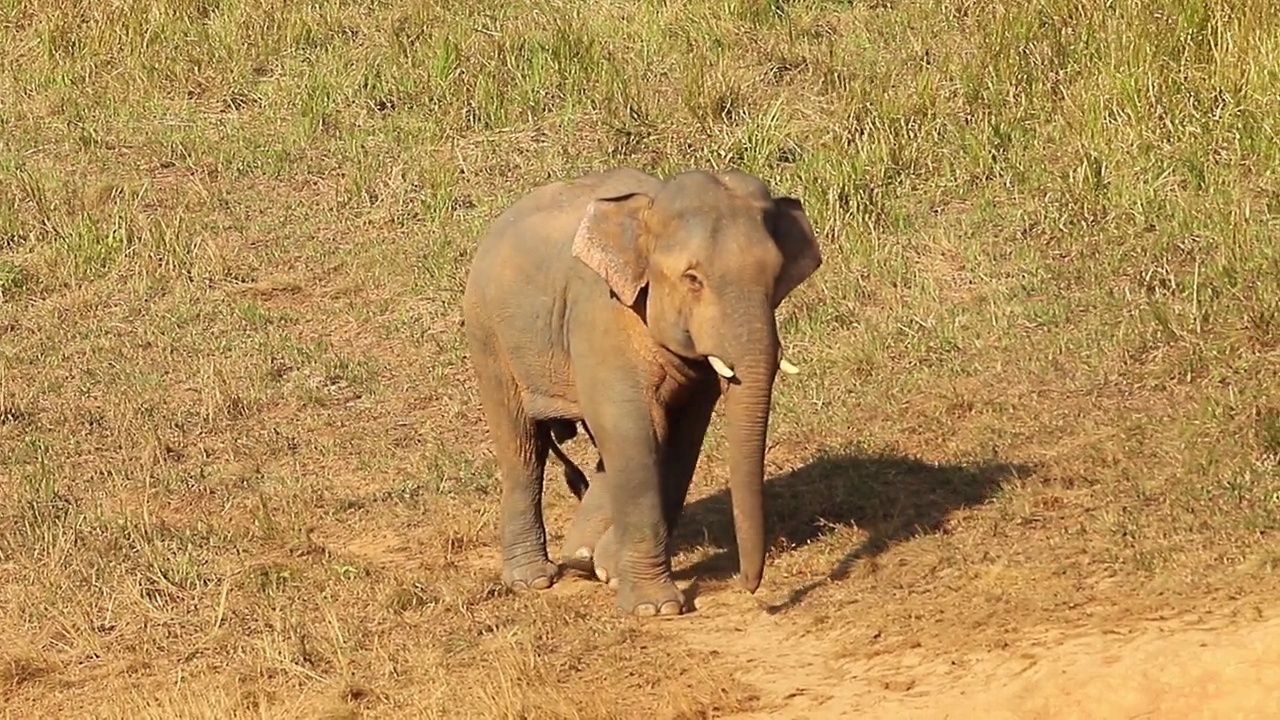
{"left": 462, "top": 167, "right": 822, "bottom": 616}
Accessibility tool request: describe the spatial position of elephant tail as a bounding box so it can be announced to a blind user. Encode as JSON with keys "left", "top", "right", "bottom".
{"left": 548, "top": 421, "right": 589, "bottom": 500}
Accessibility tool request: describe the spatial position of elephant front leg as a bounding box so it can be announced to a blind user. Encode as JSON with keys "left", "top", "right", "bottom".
{"left": 582, "top": 414, "right": 684, "bottom": 616}
{"left": 582, "top": 383, "right": 718, "bottom": 594}
{"left": 472, "top": 360, "right": 557, "bottom": 590}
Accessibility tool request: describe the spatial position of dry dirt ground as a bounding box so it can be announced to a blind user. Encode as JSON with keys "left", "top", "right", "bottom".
{"left": 4, "top": 1, "right": 1280, "bottom": 718}
{"left": 692, "top": 593, "right": 1280, "bottom": 719}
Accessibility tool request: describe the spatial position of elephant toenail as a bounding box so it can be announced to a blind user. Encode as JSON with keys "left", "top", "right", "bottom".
{"left": 607, "top": 577, "right": 619, "bottom": 590}
{"left": 634, "top": 603, "right": 657, "bottom": 617}
{"left": 573, "top": 547, "right": 592, "bottom": 559}
{"left": 659, "top": 601, "right": 682, "bottom": 616}
{"left": 595, "top": 566, "right": 609, "bottom": 583}
{"left": 530, "top": 576, "right": 552, "bottom": 590}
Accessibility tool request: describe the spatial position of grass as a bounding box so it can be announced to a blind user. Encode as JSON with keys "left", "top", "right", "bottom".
{"left": 2, "top": 0, "right": 1280, "bottom": 716}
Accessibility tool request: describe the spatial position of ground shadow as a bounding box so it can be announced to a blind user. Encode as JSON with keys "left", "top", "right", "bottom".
{"left": 672, "top": 445, "right": 1034, "bottom": 612}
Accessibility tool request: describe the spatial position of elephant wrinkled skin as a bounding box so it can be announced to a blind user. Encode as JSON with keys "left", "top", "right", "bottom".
{"left": 461, "top": 167, "right": 822, "bottom": 616}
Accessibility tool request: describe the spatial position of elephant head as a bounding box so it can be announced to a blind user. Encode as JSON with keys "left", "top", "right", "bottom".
{"left": 570, "top": 169, "right": 822, "bottom": 593}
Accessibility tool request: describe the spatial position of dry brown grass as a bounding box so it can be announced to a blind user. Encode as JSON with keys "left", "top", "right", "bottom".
{"left": 3, "top": 0, "right": 1280, "bottom": 717}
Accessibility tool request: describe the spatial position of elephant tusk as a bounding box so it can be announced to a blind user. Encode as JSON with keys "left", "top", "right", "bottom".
{"left": 707, "top": 355, "right": 735, "bottom": 378}
{"left": 779, "top": 358, "right": 799, "bottom": 375}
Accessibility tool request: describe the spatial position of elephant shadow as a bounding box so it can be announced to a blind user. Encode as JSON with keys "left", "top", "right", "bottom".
{"left": 672, "top": 445, "right": 1033, "bottom": 611}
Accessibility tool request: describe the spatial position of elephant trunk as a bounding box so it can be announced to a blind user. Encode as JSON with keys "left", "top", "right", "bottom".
{"left": 720, "top": 312, "right": 779, "bottom": 594}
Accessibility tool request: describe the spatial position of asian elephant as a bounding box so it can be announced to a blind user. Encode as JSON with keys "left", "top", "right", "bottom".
{"left": 461, "top": 167, "right": 822, "bottom": 616}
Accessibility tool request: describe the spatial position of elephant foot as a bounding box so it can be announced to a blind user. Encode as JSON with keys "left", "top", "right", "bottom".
{"left": 502, "top": 558, "right": 559, "bottom": 591}
{"left": 559, "top": 518, "right": 612, "bottom": 576}
{"left": 558, "top": 474, "right": 613, "bottom": 575}
{"left": 589, "top": 524, "right": 621, "bottom": 588}
{"left": 617, "top": 577, "right": 686, "bottom": 617}
{"left": 592, "top": 528, "right": 686, "bottom": 616}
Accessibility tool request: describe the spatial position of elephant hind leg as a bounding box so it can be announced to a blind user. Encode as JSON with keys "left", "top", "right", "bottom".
{"left": 553, "top": 419, "right": 610, "bottom": 573}
{"left": 558, "top": 471, "right": 612, "bottom": 575}
{"left": 469, "top": 341, "right": 557, "bottom": 591}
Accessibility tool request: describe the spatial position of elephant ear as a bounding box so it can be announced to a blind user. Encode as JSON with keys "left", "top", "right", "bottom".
{"left": 769, "top": 196, "right": 823, "bottom": 307}
{"left": 571, "top": 192, "right": 654, "bottom": 306}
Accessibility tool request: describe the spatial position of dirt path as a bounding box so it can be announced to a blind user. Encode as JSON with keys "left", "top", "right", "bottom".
{"left": 680, "top": 593, "right": 1280, "bottom": 719}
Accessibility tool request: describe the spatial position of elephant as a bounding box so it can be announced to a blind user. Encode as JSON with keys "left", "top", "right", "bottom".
{"left": 461, "top": 167, "right": 822, "bottom": 616}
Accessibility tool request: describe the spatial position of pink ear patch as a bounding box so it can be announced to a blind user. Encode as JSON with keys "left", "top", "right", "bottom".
{"left": 571, "top": 198, "right": 649, "bottom": 306}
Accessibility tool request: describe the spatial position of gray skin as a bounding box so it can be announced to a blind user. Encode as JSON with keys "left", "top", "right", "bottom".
{"left": 462, "top": 167, "right": 822, "bottom": 616}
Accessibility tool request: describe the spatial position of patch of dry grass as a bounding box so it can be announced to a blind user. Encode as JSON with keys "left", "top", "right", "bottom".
{"left": 3, "top": 0, "right": 1280, "bottom": 716}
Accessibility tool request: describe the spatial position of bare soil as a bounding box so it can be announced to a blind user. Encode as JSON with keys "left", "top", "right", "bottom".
{"left": 687, "top": 591, "right": 1280, "bottom": 719}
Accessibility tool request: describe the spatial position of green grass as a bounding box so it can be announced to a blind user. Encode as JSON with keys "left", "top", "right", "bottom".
{"left": 2, "top": 0, "right": 1279, "bottom": 717}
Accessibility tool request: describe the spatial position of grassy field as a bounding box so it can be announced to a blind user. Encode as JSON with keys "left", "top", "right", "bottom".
{"left": 3, "top": 0, "right": 1280, "bottom": 717}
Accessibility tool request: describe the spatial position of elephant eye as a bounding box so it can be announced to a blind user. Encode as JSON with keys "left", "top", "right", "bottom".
{"left": 682, "top": 270, "right": 704, "bottom": 292}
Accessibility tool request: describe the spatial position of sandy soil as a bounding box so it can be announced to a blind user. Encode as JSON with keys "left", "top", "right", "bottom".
{"left": 678, "top": 593, "right": 1280, "bottom": 719}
